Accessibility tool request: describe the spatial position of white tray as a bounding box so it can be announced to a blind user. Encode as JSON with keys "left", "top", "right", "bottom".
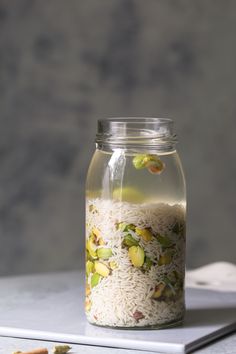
{"left": 0, "top": 271, "right": 235, "bottom": 353}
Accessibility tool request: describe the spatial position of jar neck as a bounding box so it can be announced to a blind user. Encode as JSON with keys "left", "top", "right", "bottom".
{"left": 96, "top": 118, "right": 177, "bottom": 153}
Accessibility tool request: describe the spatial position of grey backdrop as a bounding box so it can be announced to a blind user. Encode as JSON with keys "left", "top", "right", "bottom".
{"left": 0, "top": 0, "right": 235, "bottom": 276}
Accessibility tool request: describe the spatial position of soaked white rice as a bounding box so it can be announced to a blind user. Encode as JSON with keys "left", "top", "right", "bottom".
{"left": 86, "top": 198, "right": 186, "bottom": 327}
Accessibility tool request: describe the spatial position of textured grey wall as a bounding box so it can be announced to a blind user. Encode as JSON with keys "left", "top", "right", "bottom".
{"left": 0, "top": 0, "right": 236, "bottom": 275}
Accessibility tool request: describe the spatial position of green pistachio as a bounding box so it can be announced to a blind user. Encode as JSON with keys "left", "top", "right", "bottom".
{"left": 135, "top": 227, "right": 153, "bottom": 241}
{"left": 92, "top": 227, "right": 102, "bottom": 239}
{"left": 128, "top": 246, "right": 145, "bottom": 267}
{"left": 163, "top": 285, "right": 175, "bottom": 298}
{"left": 143, "top": 256, "right": 153, "bottom": 270}
{"left": 94, "top": 261, "right": 110, "bottom": 277}
{"left": 167, "top": 271, "right": 178, "bottom": 284}
{"left": 172, "top": 221, "right": 185, "bottom": 237}
{"left": 156, "top": 235, "right": 174, "bottom": 248}
{"left": 89, "top": 204, "right": 95, "bottom": 212}
{"left": 109, "top": 260, "right": 118, "bottom": 269}
{"left": 86, "top": 260, "right": 94, "bottom": 276}
{"left": 152, "top": 282, "right": 166, "bottom": 299}
{"left": 132, "top": 154, "right": 149, "bottom": 169}
{"left": 133, "top": 154, "right": 165, "bottom": 174}
{"left": 53, "top": 345, "right": 72, "bottom": 354}
{"left": 172, "top": 222, "right": 180, "bottom": 234}
{"left": 97, "top": 248, "right": 113, "bottom": 259}
{"left": 118, "top": 222, "right": 136, "bottom": 232}
{"left": 91, "top": 272, "right": 101, "bottom": 287}
{"left": 86, "top": 249, "right": 92, "bottom": 261}
{"left": 122, "top": 234, "right": 139, "bottom": 247}
{"left": 168, "top": 271, "right": 183, "bottom": 288}
{"left": 163, "top": 276, "right": 176, "bottom": 295}
{"left": 158, "top": 251, "right": 173, "bottom": 265}
{"left": 86, "top": 238, "right": 97, "bottom": 259}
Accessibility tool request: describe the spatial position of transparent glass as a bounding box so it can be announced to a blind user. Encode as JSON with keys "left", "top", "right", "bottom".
{"left": 85, "top": 118, "right": 186, "bottom": 328}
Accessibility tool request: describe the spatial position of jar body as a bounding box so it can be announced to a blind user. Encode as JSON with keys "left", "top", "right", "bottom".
{"left": 85, "top": 120, "right": 186, "bottom": 328}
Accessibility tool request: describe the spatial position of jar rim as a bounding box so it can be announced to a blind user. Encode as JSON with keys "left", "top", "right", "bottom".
{"left": 96, "top": 117, "right": 177, "bottom": 151}
{"left": 98, "top": 117, "right": 173, "bottom": 124}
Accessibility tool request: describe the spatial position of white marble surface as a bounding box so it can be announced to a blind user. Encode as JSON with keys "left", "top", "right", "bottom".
{"left": 1, "top": 333, "right": 236, "bottom": 354}
{"left": 0, "top": 271, "right": 235, "bottom": 353}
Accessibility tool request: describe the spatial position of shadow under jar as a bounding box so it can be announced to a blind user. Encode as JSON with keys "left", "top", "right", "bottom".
{"left": 85, "top": 118, "right": 186, "bottom": 328}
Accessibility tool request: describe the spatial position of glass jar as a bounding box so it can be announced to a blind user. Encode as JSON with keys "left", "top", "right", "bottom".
{"left": 85, "top": 118, "right": 186, "bottom": 328}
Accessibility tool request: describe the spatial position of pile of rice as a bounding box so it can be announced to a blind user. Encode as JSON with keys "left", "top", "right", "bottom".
{"left": 86, "top": 198, "right": 186, "bottom": 328}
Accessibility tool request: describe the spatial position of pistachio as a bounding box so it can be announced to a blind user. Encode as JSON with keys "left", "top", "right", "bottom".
{"left": 152, "top": 282, "right": 166, "bottom": 299}
{"left": 86, "top": 249, "right": 92, "bottom": 261}
{"left": 172, "top": 222, "right": 181, "bottom": 234}
{"left": 163, "top": 275, "right": 173, "bottom": 286}
{"left": 135, "top": 227, "right": 153, "bottom": 241}
{"left": 132, "top": 154, "right": 149, "bottom": 169}
{"left": 158, "top": 251, "right": 172, "bottom": 266}
{"left": 166, "top": 270, "right": 183, "bottom": 290}
{"left": 166, "top": 270, "right": 178, "bottom": 284}
{"left": 172, "top": 222, "right": 185, "bottom": 236}
{"left": 122, "top": 234, "right": 139, "bottom": 247}
{"left": 86, "top": 238, "right": 97, "bottom": 259}
{"left": 163, "top": 276, "right": 176, "bottom": 295}
{"left": 143, "top": 256, "right": 153, "bottom": 271}
{"left": 91, "top": 227, "right": 104, "bottom": 246}
{"left": 117, "top": 222, "right": 125, "bottom": 231}
{"left": 156, "top": 235, "right": 174, "bottom": 248}
{"left": 163, "top": 286, "right": 175, "bottom": 299}
{"left": 97, "top": 248, "right": 113, "bottom": 259}
{"left": 133, "top": 154, "right": 165, "bottom": 174}
{"left": 147, "top": 159, "right": 165, "bottom": 175}
{"left": 98, "top": 238, "right": 105, "bottom": 246}
{"left": 94, "top": 261, "right": 110, "bottom": 277}
{"left": 85, "top": 297, "right": 91, "bottom": 311}
{"left": 89, "top": 204, "right": 95, "bottom": 212}
{"left": 91, "top": 272, "right": 101, "bottom": 287}
{"left": 109, "top": 260, "right": 118, "bottom": 269}
{"left": 52, "top": 345, "right": 71, "bottom": 354}
{"left": 162, "top": 272, "right": 183, "bottom": 299}
{"left": 86, "top": 260, "right": 94, "bottom": 276}
{"left": 128, "top": 246, "right": 145, "bottom": 267}
{"left": 118, "top": 222, "right": 136, "bottom": 232}
{"left": 92, "top": 227, "right": 101, "bottom": 239}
